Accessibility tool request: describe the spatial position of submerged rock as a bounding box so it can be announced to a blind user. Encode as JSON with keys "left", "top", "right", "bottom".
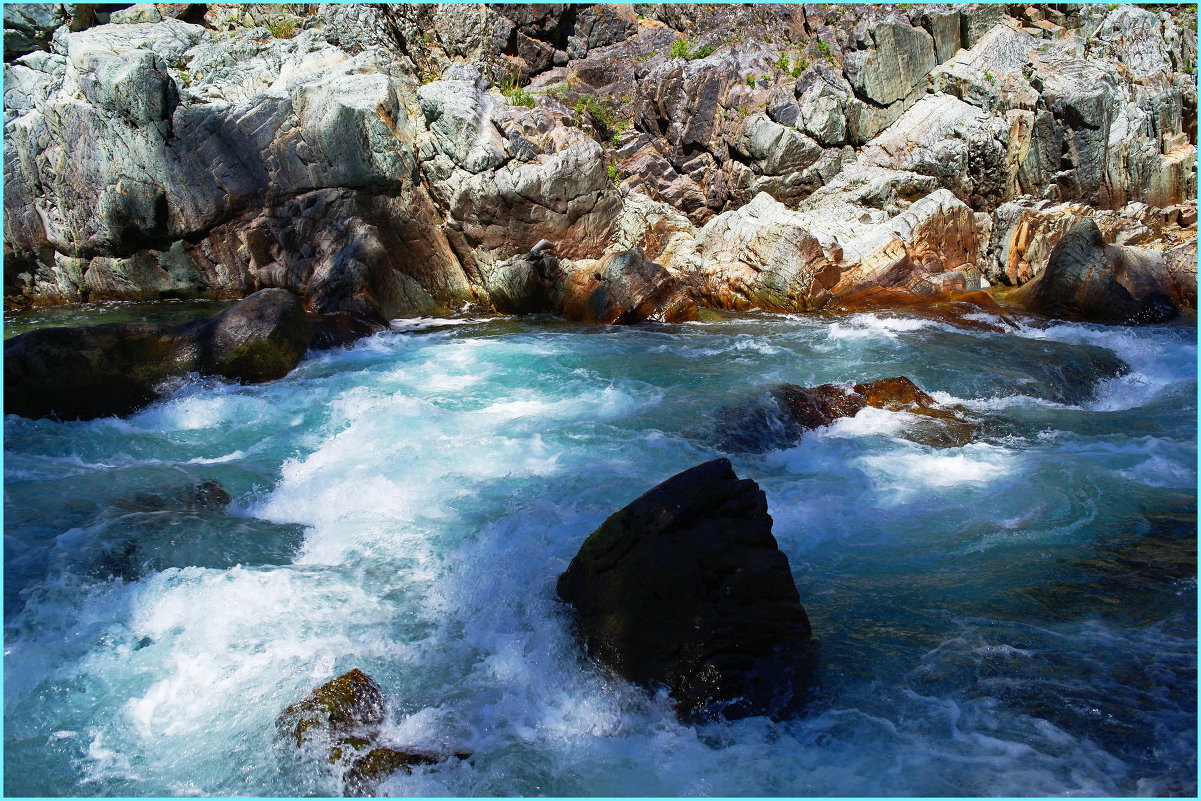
{"left": 278, "top": 669, "right": 465, "bottom": 794}
{"left": 557, "top": 458, "right": 817, "bottom": 722}
{"left": 1013, "top": 218, "right": 1189, "bottom": 324}
{"left": 4, "top": 288, "right": 313, "bottom": 420}
{"left": 721, "top": 376, "right": 978, "bottom": 451}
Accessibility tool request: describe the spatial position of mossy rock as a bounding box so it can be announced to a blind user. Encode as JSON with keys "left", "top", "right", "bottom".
{"left": 278, "top": 668, "right": 387, "bottom": 748}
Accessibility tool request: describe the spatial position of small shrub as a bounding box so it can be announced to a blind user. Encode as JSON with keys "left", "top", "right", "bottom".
{"left": 266, "top": 18, "right": 297, "bottom": 39}
{"left": 775, "top": 52, "right": 790, "bottom": 71}
{"left": 815, "top": 39, "right": 830, "bottom": 55}
{"left": 791, "top": 57, "right": 810, "bottom": 76}
{"left": 607, "top": 164, "right": 621, "bottom": 185}
{"left": 507, "top": 87, "right": 535, "bottom": 107}
{"left": 574, "top": 94, "right": 630, "bottom": 144}
{"left": 746, "top": 74, "right": 757, "bottom": 87}
{"left": 670, "top": 37, "right": 715, "bottom": 60}
{"left": 983, "top": 69, "right": 996, "bottom": 85}
{"left": 499, "top": 73, "right": 536, "bottom": 107}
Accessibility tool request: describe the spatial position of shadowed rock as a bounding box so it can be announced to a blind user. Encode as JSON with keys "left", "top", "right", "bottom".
{"left": 1014, "top": 218, "right": 1186, "bottom": 324}
{"left": 4, "top": 288, "right": 313, "bottom": 420}
{"left": 557, "top": 458, "right": 817, "bottom": 722}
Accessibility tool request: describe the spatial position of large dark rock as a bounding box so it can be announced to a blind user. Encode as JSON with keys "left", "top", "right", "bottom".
{"left": 4, "top": 288, "right": 313, "bottom": 420}
{"left": 182, "top": 288, "right": 314, "bottom": 383}
{"left": 556, "top": 248, "right": 698, "bottom": 324}
{"left": 1014, "top": 218, "right": 1185, "bottom": 324}
{"left": 556, "top": 458, "right": 816, "bottom": 722}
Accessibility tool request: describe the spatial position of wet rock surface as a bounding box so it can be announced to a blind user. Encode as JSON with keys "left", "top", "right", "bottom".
{"left": 278, "top": 668, "right": 466, "bottom": 794}
{"left": 4, "top": 288, "right": 313, "bottom": 419}
{"left": 557, "top": 458, "right": 817, "bottom": 722}
{"left": 720, "top": 376, "right": 979, "bottom": 452}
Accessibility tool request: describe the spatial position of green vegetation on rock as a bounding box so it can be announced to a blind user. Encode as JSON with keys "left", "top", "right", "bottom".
{"left": 265, "top": 18, "right": 297, "bottom": 39}
{"left": 670, "top": 36, "right": 716, "bottom": 60}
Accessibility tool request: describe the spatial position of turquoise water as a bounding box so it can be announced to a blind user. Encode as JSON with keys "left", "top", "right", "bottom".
{"left": 3, "top": 299, "right": 238, "bottom": 339}
{"left": 4, "top": 311, "right": 1196, "bottom": 796}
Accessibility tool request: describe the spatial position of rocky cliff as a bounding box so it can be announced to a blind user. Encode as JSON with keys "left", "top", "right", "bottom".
{"left": 4, "top": 3, "right": 1197, "bottom": 324}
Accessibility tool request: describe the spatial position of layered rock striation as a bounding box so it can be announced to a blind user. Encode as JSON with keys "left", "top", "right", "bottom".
{"left": 4, "top": 3, "right": 1196, "bottom": 324}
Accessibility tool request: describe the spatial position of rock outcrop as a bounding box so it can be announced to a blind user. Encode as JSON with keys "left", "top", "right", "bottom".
{"left": 3, "top": 4, "right": 1196, "bottom": 325}
{"left": 4, "top": 288, "right": 313, "bottom": 419}
{"left": 720, "top": 376, "right": 978, "bottom": 451}
{"left": 1012, "top": 218, "right": 1188, "bottom": 324}
{"left": 278, "top": 669, "right": 464, "bottom": 794}
{"left": 557, "top": 458, "right": 817, "bottom": 722}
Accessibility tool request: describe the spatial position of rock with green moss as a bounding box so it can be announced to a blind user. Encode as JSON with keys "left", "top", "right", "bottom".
{"left": 278, "top": 669, "right": 469, "bottom": 792}
{"left": 278, "top": 668, "right": 387, "bottom": 749}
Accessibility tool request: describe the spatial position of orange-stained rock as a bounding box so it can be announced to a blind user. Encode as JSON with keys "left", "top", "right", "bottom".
{"left": 774, "top": 376, "right": 977, "bottom": 448}
{"left": 1011, "top": 218, "right": 1190, "bottom": 324}
{"left": 831, "top": 287, "right": 1019, "bottom": 332}
{"left": 555, "top": 249, "right": 698, "bottom": 324}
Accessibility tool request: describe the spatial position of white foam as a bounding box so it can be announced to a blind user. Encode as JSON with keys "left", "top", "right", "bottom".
{"left": 388, "top": 317, "right": 499, "bottom": 333}
{"left": 859, "top": 443, "right": 1013, "bottom": 493}
{"left": 826, "top": 314, "right": 940, "bottom": 342}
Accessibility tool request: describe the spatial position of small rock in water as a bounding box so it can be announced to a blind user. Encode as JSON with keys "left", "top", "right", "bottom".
{"left": 279, "top": 668, "right": 387, "bottom": 748}
{"left": 277, "top": 669, "right": 466, "bottom": 793}
{"left": 557, "top": 458, "right": 818, "bottom": 722}
{"left": 720, "top": 376, "right": 978, "bottom": 451}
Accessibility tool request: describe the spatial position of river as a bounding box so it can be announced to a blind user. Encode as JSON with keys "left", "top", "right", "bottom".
{"left": 3, "top": 307, "right": 1195, "bottom": 796}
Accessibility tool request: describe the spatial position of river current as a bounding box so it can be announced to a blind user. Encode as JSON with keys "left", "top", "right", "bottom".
{"left": 3, "top": 308, "right": 1196, "bottom": 796}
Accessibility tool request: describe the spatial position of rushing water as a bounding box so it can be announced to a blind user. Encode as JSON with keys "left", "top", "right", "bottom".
{"left": 4, "top": 309, "right": 1196, "bottom": 797}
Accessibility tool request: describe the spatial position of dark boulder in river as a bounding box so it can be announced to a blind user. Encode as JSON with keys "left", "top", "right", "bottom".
{"left": 4, "top": 288, "right": 313, "bottom": 420}
{"left": 557, "top": 458, "right": 817, "bottom": 722}
{"left": 1013, "top": 218, "right": 1187, "bottom": 325}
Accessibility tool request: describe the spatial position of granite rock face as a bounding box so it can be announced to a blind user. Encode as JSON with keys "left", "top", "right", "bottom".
{"left": 4, "top": 4, "right": 1196, "bottom": 323}
{"left": 1013, "top": 218, "right": 1188, "bottom": 324}
{"left": 557, "top": 458, "right": 817, "bottom": 722}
